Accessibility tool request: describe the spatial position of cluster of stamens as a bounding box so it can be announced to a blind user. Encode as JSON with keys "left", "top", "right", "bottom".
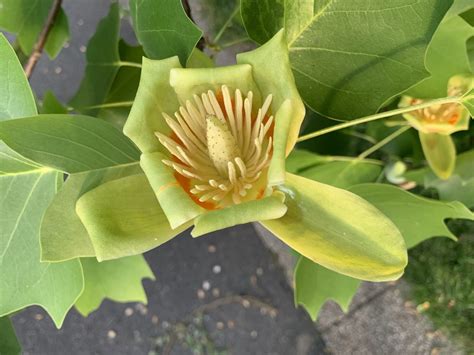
{"left": 155, "top": 85, "right": 274, "bottom": 208}
{"left": 409, "top": 86, "right": 464, "bottom": 126}
{"left": 410, "top": 98, "right": 460, "bottom": 125}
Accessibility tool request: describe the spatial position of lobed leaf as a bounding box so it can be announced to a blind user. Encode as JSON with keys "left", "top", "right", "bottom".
{"left": 68, "top": 3, "right": 120, "bottom": 115}
{"left": 0, "top": 35, "right": 83, "bottom": 328}
{"left": 75, "top": 256, "right": 154, "bottom": 317}
{"left": 408, "top": 15, "right": 474, "bottom": 99}
{"left": 129, "top": 0, "right": 202, "bottom": 65}
{"left": 294, "top": 257, "right": 361, "bottom": 321}
{"left": 241, "top": 0, "right": 453, "bottom": 119}
{"left": 349, "top": 183, "right": 474, "bottom": 248}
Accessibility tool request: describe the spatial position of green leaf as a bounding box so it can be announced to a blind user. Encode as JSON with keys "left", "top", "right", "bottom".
{"left": 40, "top": 163, "right": 142, "bottom": 262}
{"left": 408, "top": 15, "right": 474, "bottom": 99}
{"left": 0, "top": 32, "right": 83, "bottom": 329}
{"left": 129, "top": 0, "right": 202, "bottom": 65}
{"left": 97, "top": 41, "right": 144, "bottom": 128}
{"left": 0, "top": 317, "right": 21, "bottom": 355}
{"left": 261, "top": 173, "right": 407, "bottom": 281}
{"left": 349, "top": 183, "right": 474, "bottom": 248}
{"left": 0, "top": 34, "right": 37, "bottom": 120}
{"left": 241, "top": 0, "right": 453, "bottom": 119}
{"left": 408, "top": 150, "right": 474, "bottom": 208}
{"left": 295, "top": 257, "right": 361, "bottom": 321}
{"left": 192, "top": 192, "right": 287, "bottom": 237}
{"left": 300, "top": 160, "right": 382, "bottom": 189}
{"left": 0, "top": 114, "right": 140, "bottom": 173}
{"left": 186, "top": 48, "right": 214, "bottom": 68}
{"left": 75, "top": 255, "right": 154, "bottom": 317}
{"left": 0, "top": 0, "right": 69, "bottom": 58}
{"left": 40, "top": 91, "right": 68, "bottom": 114}
{"left": 286, "top": 149, "right": 328, "bottom": 173}
{"left": 76, "top": 173, "right": 190, "bottom": 261}
{"left": 0, "top": 168, "right": 84, "bottom": 328}
{"left": 69, "top": 3, "right": 120, "bottom": 115}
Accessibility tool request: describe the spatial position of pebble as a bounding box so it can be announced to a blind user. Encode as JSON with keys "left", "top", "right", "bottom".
{"left": 124, "top": 307, "right": 134, "bottom": 316}
{"left": 250, "top": 330, "right": 258, "bottom": 338}
{"left": 202, "top": 280, "right": 211, "bottom": 291}
{"left": 227, "top": 320, "right": 235, "bottom": 329}
{"left": 34, "top": 313, "right": 44, "bottom": 321}
{"left": 207, "top": 244, "right": 217, "bottom": 253}
{"left": 54, "top": 67, "right": 62, "bottom": 74}
{"left": 242, "top": 299, "right": 250, "bottom": 308}
{"left": 135, "top": 303, "right": 148, "bottom": 315}
{"left": 216, "top": 321, "right": 224, "bottom": 330}
{"left": 197, "top": 289, "right": 205, "bottom": 299}
{"left": 212, "top": 288, "right": 220, "bottom": 297}
{"left": 107, "top": 330, "right": 117, "bottom": 339}
{"left": 151, "top": 315, "right": 159, "bottom": 324}
{"left": 256, "top": 267, "right": 264, "bottom": 276}
{"left": 212, "top": 265, "right": 222, "bottom": 274}
{"left": 79, "top": 45, "right": 87, "bottom": 53}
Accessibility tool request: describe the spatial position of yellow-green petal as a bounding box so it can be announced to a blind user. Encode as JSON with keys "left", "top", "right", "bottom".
{"left": 192, "top": 192, "right": 288, "bottom": 237}
{"left": 419, "top": 132, "right": 456, "bottom": 180}
{"left": 237, "top": 29, "right": 305, "bottom": 156}
{"left": 267, "top": 100, "right": 293, "bottom": 185}
{"left": 170, "top": 64, "right": 262, "bottom": 105}
{"left": 123, "top": 56, "right": 181, "bottom": 154}
{"left": 260, "top": 173, "right": 407, "bottom": 281}
{"left": 140, "top": 152, "right": 205, "bottom": 229}
{"left": 76, "top": 174, "right": 190, "bottom": 261}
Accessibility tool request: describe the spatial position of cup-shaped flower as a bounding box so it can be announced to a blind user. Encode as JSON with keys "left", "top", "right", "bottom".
{"left": 400, "top": 75, "right": 473, "bottom": 179}
{"left": 75, "top": 31, "right": 407, "bottom": 282}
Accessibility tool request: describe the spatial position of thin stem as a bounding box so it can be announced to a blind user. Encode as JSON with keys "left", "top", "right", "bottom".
{"left": 220, "top": 37, "right": 251, "bottom": 49}
{"left": 119, "top": 61, "right": 142, "bottom": 69}
{"left": 296, "top": 96, "right": 461, "bottom": 143}
{"left": 24, "top": 0, "right": 63, "bottom": 78}
{"left": 82, "top": 101, "right": 134, "bottom": 110}
{"left": 358, "top": 126, "right": 411, "bottom": 160}
{"left": 213, "top": 5, "right": 240, "bottom": 44}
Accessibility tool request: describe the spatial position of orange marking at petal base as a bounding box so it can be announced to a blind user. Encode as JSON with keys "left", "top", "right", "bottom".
{"left": 156, "top": 181, "right": 181, "bottom": 195}
{"left": 448, "top": 114, "right": 459, "bottom": 125}
{"left": 256, "top": 188, "right": 265, "bottom": 200}
{"left": 174, "top": 172, "right": 217, "bottom": 210}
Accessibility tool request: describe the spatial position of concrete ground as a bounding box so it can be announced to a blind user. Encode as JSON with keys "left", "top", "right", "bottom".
{"left": 5, "top": 0, "right": 465, "bottom": 354}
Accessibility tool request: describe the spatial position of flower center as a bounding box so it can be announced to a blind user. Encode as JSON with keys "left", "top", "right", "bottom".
{"left": 410, "top": 98, "right": 461, "bottom": 126}
{"left": 155, "top": 85, "right": 274, "bottom": 208}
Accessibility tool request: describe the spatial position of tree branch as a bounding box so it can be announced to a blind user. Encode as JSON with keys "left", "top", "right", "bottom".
{"left": 24, "top": 0, "right": 63, "bottom": 79}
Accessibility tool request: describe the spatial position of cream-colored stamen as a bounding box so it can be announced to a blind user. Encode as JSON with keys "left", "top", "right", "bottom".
{"left": 156, "top": 85, "right": 273, "bottom": 207}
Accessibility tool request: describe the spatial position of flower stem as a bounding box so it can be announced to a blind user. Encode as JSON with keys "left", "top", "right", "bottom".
{"left": 213, "top": 5, "right": 240, "bottom": 44}
{"left": 296, "top": 96, "right": 461, "bottom": 143}
{"left": 82, "top": 101, "right": 134, "bottom": 110}
{"left": 358, "top": 126, "right": 411, "bottom": 160}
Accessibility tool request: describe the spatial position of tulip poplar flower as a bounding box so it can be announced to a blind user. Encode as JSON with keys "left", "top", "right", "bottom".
{"left": 400, "top": 75, "right": 473, "bottom": 179}
{"left": 104, "top": 30, "right": 408, "bottom": 281}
